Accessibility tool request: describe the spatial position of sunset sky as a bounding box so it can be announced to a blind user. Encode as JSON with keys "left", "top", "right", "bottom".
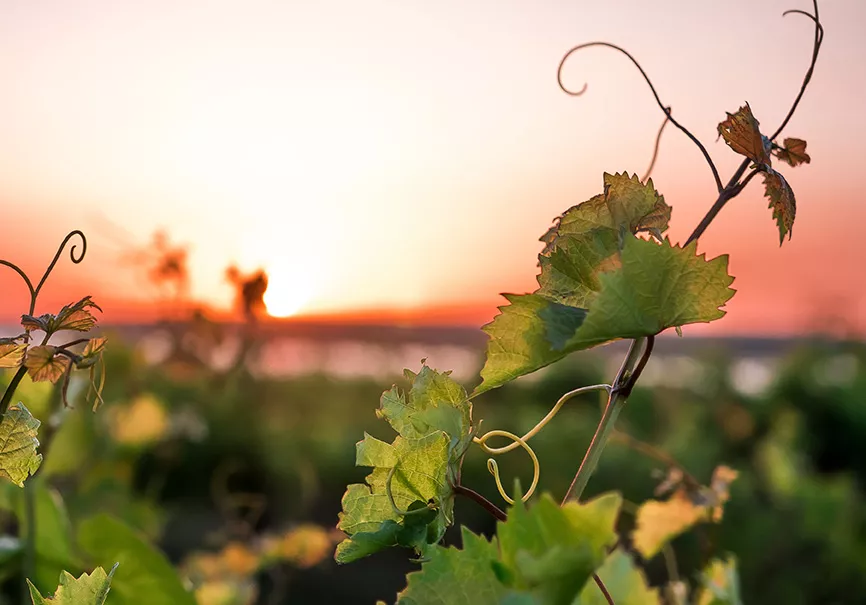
{"left": 1, "top": 0, "right": 864, "bottom": 334}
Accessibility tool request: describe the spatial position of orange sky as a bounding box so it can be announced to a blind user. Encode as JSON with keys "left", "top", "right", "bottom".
{"left": 1, "top": 0, "right": 864, "bottom": 334}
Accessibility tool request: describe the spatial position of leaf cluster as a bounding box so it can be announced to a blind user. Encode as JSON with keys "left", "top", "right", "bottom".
{"left": 395, "top": 492, "right": 741, "bottom": 605}
{"left": 476, "top": 173, "right": 735, "bottom": 393}
{"left": 336, "top": 364, "right": 473, "bottom": 563}
{"left": 717, "top": 104, "right": 810, "bottom": 244}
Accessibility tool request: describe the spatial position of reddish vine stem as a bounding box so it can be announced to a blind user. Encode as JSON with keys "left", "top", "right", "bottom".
{"left": 593, "top": 574, "right": 616, "bottom": 605}
{"left": 453, "top": 484, "right": 507, "bottom": 521}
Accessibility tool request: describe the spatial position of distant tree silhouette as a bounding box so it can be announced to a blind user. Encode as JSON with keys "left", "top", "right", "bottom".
{"left": 225, "top": 266, "right": 268, "bottom": 323}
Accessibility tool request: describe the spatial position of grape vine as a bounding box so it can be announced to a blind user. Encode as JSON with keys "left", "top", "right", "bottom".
{"left": 336, "top": 3, "right": 824, "bottom": 604}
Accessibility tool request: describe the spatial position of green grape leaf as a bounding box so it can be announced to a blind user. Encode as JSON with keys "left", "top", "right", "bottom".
{"left": 336, "top": 433, "right": 448, "bottom": 563}
{"left": 497, "top": 493, "right": 621, "bottom": 605}
{"left": 574, "top": 550, "right": 660, "bottom": 605}
{"left": 762, "top": 168, "right": 796, "bottom": 244}
{"left": 0, "top": 403, "right": 43, "bottom": 486}
{"left": 477, "top": 236, "right": 734, "bottom": 393}
{"left": 379, "top": 365, "right": 472, "bottom": 456}
{"left": 717, "top": 103, "right": 770, "bottom": 165}
{"left": 24, "top": 347, "right": 71, "bottom": 384}
{"left": 396, "top": 527, "right": 507, "bottom": 605}
{"left": 602, "top": 173, "right": 671, "bottom": 237}
{"left": 773, "top": 137, "right": 810, "bottom": 167}
{"left": 476, "top": 294, "right": 587, "bottom": 394}
{"left": 561, "top": 236, "right": 734, "bottom": 350}
{"left": 78, "top": 515, "right": 196, "bottom": 605}
{"left": 538, "top": 174, "right": 670, "bottom": 308}
{"left": 336, "top": 365, "right": 472, "bottom": 563}
{"left": 28, "top": 565, "right": 118, "bottom": 605}
{"left": 697, "top": 558, "right": 742, "bottom": 605}
{"left": 0, "top": 338, "right": 27, "bottom": 368}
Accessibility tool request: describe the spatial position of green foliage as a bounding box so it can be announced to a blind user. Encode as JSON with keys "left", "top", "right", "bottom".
{"left": 336, "top": 365, "right": 472, "bottom": 563}
{"left": 396, "top": 528, "right": 506, "bottom": 605}
{"left": 496, "top": 493, "right": 620, "bottom": 604}
{"left": 537, "top": 173, "right": 670, "bottom": 308}
{"left": 77, "top": 515, "right": 196, "bottom": 605}
{"left": 397, "top": 493, "right": 625, "bottom": 605}
{"left": 0, "top": 403, "right": 43, "bottom": 486}
{"left": 476, "top": 173, "right": 735, "bottom": 393}
{"left": 28, "top": 565, "right": 118, "bottom": 605}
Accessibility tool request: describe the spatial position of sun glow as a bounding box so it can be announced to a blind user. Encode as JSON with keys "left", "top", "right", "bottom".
{"left": 263, "top": 279, "right": 309, "bottom": 318}
{"left": 261, "top": 257, "right": 322, "bottom": 318}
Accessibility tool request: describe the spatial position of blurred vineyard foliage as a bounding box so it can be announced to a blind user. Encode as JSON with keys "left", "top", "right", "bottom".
{"left": 2, "top": 315, "right": 865, "bottom": 604}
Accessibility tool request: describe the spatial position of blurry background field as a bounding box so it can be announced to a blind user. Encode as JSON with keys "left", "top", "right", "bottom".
{"left": 3, "top": 313, "right": 865, "bottom": 604}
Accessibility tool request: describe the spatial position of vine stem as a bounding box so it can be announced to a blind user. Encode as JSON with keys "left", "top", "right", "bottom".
{"left": 562, "top": 337, "right": 653, "bottom": 504}
{"left": 593, "top": 574, "right": 615, "bottom": 605}
{"left": 0, "top": 367, "right": 27, "bottom": 417}
{"left": 453, "top": 484, "right": 507, "bottom": 522}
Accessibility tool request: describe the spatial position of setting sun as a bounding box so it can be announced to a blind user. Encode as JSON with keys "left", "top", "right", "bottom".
{"left": 263, "top": 279, "right": 308, "bottom": 318}
{"left": 260, "top": 257, "right": 322, "bottom": 318}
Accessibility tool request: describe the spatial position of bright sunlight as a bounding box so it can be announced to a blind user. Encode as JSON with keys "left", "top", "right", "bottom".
{"left": 262, "top": 258, "right": 321, "bottom": 318}
{"left": 263, "top": 279, "right": 308, "bottom": 318}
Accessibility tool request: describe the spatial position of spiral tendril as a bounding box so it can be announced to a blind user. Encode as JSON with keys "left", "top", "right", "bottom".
{"left": 0, "top": 230, "right": 88, "bottom": 316}
{"left": 475, "top": 430, "right": 539, "bottom": 504}
{"left": 472, "top": 383, "right": 610, "bottom": 504}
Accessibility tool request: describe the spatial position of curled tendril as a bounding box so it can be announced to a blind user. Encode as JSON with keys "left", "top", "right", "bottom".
{"left": 557, "top": 41, "right": 723, "bottom": 192}
{"left": 385, "top": 461, "right": 437, "bottom": 517}
{"left": 475, "top": 430, "right": 539, "bottom": 505}
{"left": 0, "top": 230, "right": 87, "bottom": 315}
{"left": 33, "top": 230, "right": 87, "bottom": 305}
{"left": 475, "top": 384, "right": 611, "bottom": 456}
{"left": 472, "top": 384, "right": 611, "bottom": 504}
{"left": 771, "top": 2, "right": 823, "bottom": 141}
